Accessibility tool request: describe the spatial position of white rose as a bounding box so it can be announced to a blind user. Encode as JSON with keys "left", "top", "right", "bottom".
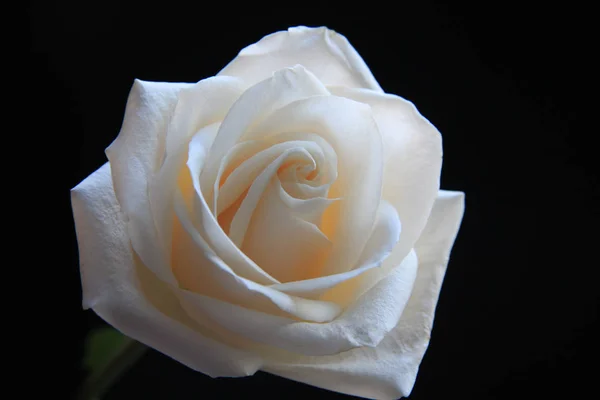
{"left": 72, "top": 26, "right": 465, "bottom": 399}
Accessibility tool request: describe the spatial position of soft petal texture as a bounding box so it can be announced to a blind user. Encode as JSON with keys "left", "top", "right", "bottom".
{"left": 216, "top": 140, "right": 323, "bottom": 222}
{"left": 175, "top": 249, "right": 417, "bottom": 357}
{"left": 185, "top": 128, "right": 280, "bottom": 285}
{"left": 172, "top": 190, "right": 341, "bottom": 323}
{"left": 269, "top": 178, "right": 336, "bottom": 226}
{"left": 320, "top": 87, "right": 443, "bottom": 306}
{"left": 263, "top": 190, "right": 465, "bottom": 400}
{"left": 164, "top": 76, "right": 246, "bottom": 158}
{"left": 227, "top": 145, "right": 319, "bottom": 247}
{"left": 212, "top": 132, "right": 337, "bottom": 216}
{"left": 71, "top": 163, "right": 263, "bottom": 377}
{"left": 269, "top": 200, "right": 401, "bottom": 298}
{"left": 249, "top": 95, "right": 384, "bottom": 279}
{"left": 219, "top": 26, "right": 382, "bottom": 92}
{"left": 213, "top": 140, "right": 265, "bottom": 215}
{"left": 242, "top": 179, "right": 333, "bottom": 283}
{"left": 180, "top": 132, "right": 342, "bottom": 322}
{"left": 105, "top": 80, "right": 190, "bottom": 285}
{"left": 149, "top": 77, "right": 246, "bottom": 274}
{"left": 214, "top": 131, "right": 337, "bottom": 212}
{"left": 200, "top": 65, "right": 329, "bottom": 210}
{"left": 328, "top": 86, "right": 442, "bottom": 266}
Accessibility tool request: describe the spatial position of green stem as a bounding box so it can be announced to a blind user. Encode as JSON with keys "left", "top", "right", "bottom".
{"left": 77, "top": 337, "right": 148, "bottom": 400}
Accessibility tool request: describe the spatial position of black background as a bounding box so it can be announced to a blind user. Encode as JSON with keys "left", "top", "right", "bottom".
{"left": 28, "top": 3, "right": 597, "bottom": 399}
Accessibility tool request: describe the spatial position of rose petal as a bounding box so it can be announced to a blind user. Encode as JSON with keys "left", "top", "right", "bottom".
{"left": 271, "top": 178, "right": 336, "bottom": 226}
{"left": 263, "top": 190, "right": 465, "bottom": 399}
{"left": 184, "top": 133, "right": 342, "bottom": 322}
{"left": 281, "top": 181, "right": 330, "bottom": 200}
{"left": 219, "top": 26, "right": 382, "bottom": 91}
{"left": 174, "top": 249, "right": 416, "bottom": 358}
{"left": 149, "top": 122, "right": 219, "bottom": 270}
{"left": 270, "top": 200, "right": 401, "bottom": 298}
{"left": 217, "top": 141, "right": 323, "bottom": 218}
{"left": 214, "top": 131, "right": 337, "bottom": 209}
{"left": 212, "top": 140, "right": 265, "bottom": 215}
{"left": 323, "top": 86, "right": 443, "bottom": 305}
{"left": 271, "top": 131, "right": 338, "bottom": 200}
{"left": 249, "top": 95, "right": 384, "bottom": 278}
{"left": 172, "top": 189, "right": 341, "bottom": 323}
{"left": 71, "top": 163, "right": 263, "bottom": 377}
{"left": 354, "top": 200, "right": 402, "bottom": 270}
{"left": 242, "top": 179, "right": 333, "bottom": 283}
{"left": 200, "top": 65, "right": 329, "bottom": 209}
{"left": 147, "top": 77, "right": 245, "bottom": 267}
{"left": 186, "top": 131, "right": 280, "bottom": 285}
{"left": 105, "top": 80, "right": 190, "bottom": 285}
{"left": 164, "top": 76, "right": 246, "bottom": 158}
{"left": 329, "top": 86, "right": 442, "bottom": 266}
{"left": 227, "top": 145, "right": 320, "bottom": 247}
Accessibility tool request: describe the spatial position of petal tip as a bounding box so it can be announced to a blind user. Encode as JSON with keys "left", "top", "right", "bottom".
{"left": 441, "top": 190, "right": 466, "bottom": 211}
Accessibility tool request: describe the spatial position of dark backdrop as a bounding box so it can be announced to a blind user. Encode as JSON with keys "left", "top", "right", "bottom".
{"left": 28, "top": 3, "right": 597, "bottom": 399}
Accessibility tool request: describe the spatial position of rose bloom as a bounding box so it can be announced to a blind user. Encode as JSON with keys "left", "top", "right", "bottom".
{"left": 72, "top": 26, "right": 464, "bottom": 399}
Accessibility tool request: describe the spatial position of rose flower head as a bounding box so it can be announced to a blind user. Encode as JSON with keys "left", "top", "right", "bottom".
{"left": 72, "top": 26, "right": 465, "bottom": 399}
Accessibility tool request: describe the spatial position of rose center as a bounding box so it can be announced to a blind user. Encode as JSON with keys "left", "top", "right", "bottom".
{"left": 204, "top": 137, "right": 337, "bottom": 283}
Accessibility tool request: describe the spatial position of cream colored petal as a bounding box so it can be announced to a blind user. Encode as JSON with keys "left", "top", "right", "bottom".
{"left": 282, "top": 181, "right": 330, "bottom": 200}
{"left": 354, "top": 200, "right": 402, "bottom": 269}
{"left": 324, "top": 86, "right": 443, "bottom": 305}
{"left": 71, "top": 163, "right": 263, "bottom": 378}
{"left": 175, "top": 250, "right": 417, "bottom": 358}
{"left": 185, "top": 134, "right": 342, "bottom": 322}
{"left": 263, "top": 190, "right": 465, "bottom": 400}
{"left": 270, "top": 200, "right": 401, "bottom": 298}
{"left": 242, "top": 180, "right": 333, "bottom": 283}
{"left": 213, "top": 131, "right": 337, "bottom": 216}
{"left": 250, "top": 96, "right": 384, "bottom": 277}
{"left": 105, "top": 80, "right": 190, "bottom": 285}
{"left": 148, "top": 76, "right": 245, "bottom": 263}
{"left": 227, "top": 146, "right": 319, "bottom": 247}
{"left": 164, "top": 76, "right": 246, "bottom": 158}
{"left": 177, "top": 289, "right": 354, "bottom": 356}
{"left": 212, "top": 140, "right": 265, "bottom": 215}
{"left": 234, "top": 131, "right": 338, "bottom": 203}
{"left": 200, "top": 65, "right": 329, "bottom": 208}
{"left": 272, "top": 178, "right": 336, "bottom": 226}
{"left": 329, "top": 86, "right": 442, "bottom": 265}
{"left": 149, "top": 122, "right": 220, "bottom": 270}
{"left": 219, "top": 26, "right": 382, "bottom": 91}
{"left": 217, "top": 141, "right": 322, "bottom": 218}
{"left": 186, "top": 131, "right": 279, "bottom": 285}
{"left": 172, "top": 190, "right": 341, "bottom": 323}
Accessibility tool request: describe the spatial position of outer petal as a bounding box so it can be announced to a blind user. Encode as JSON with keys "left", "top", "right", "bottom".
{"left": 263, "top": 190, "right": 465, "bottom": 400}
{"left": 150, "top": 76, "right": 245, "bottom": 253}
{"left": 105, "top": 80, "right": 191, "bottom": 285}
{"left": 176, "top": 249, "right": 417, "bottom": 357}
{"left": 328, "top": 87, "right": 442, "bottom": 264}
{"left": 218, "top": 26, "right": 382, "bottom": 91}
{"left": 164, "top": 76, "right": 246, "bottom": 158}
{"left": 71, "top": 163, "right": 263, "bottom": 377}
{"left": 322, "top": 87, "right": 442, "bottom": 306}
